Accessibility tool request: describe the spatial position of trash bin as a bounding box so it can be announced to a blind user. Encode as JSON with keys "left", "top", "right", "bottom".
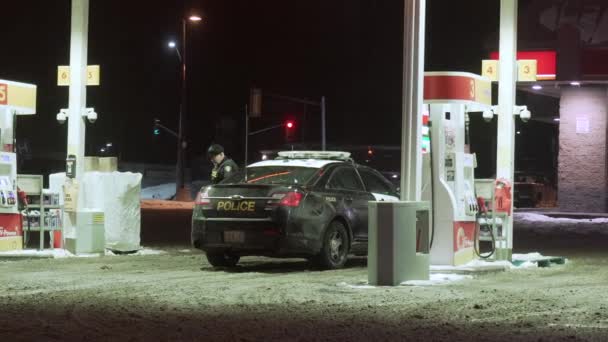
{"left": 368, "top": 201, "right": 430, "bottom": 286}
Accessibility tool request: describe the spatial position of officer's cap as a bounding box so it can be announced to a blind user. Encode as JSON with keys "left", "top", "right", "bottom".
{"left": 207, "top": 144, "right": 224, "bottom": 158}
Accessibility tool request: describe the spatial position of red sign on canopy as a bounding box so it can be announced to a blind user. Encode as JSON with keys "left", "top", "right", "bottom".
{"left": 490, "top": 50, "right": 556, "bottom": 80}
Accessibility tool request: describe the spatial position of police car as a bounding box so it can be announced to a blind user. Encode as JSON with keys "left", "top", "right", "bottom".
{"left": 191, "top": 151, "right": 399, "bottom": 269}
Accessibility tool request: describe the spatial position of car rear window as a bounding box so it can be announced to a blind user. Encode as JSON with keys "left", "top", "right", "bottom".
{"left": 222, "top": 166, "right": 319, "bottom": 185}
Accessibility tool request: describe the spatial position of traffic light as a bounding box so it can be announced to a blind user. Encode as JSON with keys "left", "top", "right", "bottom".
{"left": 285, "top": 120, "right": 296, "bottom": 142}
{"left": 153, "top": 119, "right": 160, "bottom": 136}
{"left": 249, "top": 88, "right": 262, "bottom": 118}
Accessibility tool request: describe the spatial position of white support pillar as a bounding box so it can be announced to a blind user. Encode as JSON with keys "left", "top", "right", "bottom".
{"left": 368, "top": 0, "right": 430, "bottom": 286}
{"left": 496, "top": 0, "right": 518, "bottom": 260}
{"left": 400, "top": 0, "right": 426, "bottom": 201}
{"left": 67, "top": 0, "right": 89, "bottom": 182}
{"left": 63, "top": 0, "right": 89, "bottom": 247}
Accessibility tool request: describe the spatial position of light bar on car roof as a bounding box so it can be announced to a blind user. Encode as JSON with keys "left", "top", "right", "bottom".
{"left": 277, "top": 151, "right": 351, "bottom": 161}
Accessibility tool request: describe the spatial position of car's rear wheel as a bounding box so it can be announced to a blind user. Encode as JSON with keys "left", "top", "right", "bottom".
{"left": 206, "top": 251, "right": 240, "bottom": 268}
{"left": 316, "top": 221, "right": 350, "bottom": 269}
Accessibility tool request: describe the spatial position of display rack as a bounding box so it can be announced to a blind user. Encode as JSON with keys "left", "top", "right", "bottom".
{"left": 17, "top": 175, "right": 63, "bottom": 250}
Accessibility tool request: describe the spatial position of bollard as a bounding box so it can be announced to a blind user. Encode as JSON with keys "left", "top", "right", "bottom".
{"left": 368, "top": 201, "right": 430, "bottom": 286}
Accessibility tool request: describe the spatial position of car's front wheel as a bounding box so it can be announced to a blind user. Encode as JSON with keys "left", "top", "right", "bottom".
{"left": 206, "top": 251, "right": 240, "bottom": 268}
{"left": 315, "top": 220, "right": 350, "bottom": 269}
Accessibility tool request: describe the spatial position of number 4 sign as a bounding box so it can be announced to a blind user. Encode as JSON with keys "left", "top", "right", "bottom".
{"left": 482, "top": 60, "right": 499, "bottom": 82}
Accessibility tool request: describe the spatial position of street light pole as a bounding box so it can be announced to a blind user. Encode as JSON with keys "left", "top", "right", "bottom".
{"left": 321, "top": 96, "right": 326, "bottom": 151}
{"left": 175, "top": 18, "right": 187, "bottom": 200}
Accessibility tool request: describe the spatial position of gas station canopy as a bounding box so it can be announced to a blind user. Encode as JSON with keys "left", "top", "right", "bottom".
{"left": 0, "top": 79, "right": 37, "bottom": 115}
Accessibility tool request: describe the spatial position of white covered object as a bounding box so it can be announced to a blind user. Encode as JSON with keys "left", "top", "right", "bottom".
{"left": 50, "top": 171, "right": 142, "bottom": 252}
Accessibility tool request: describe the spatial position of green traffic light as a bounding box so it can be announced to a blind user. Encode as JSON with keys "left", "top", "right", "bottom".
{"left": 154, "top": 128, "right": 160, "bottom": 135}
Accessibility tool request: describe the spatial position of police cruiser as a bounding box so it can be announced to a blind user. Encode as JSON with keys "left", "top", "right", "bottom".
{"left": 191, "top": 151, "right": 399, "bottom": 269}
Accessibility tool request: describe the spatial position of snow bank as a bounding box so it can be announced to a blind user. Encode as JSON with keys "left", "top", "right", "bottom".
{"left": 431, "top": 256, "right": 539, "bottom": 272}
{"left": 128, "top": 248, "right": 165, "bottom": 256}
{"left": 141, "top": 183, "right": 176, "bottom": 200}
{"left": 515, "top": 212, "right": 608, "bottom": 236}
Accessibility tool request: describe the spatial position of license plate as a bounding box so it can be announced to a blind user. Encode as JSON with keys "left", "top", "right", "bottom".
{"left": 224, "top": 231, "right": 244, "bottom": 243}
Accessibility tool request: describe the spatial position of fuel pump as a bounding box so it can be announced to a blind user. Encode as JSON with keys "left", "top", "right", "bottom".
{"left": 421, "top": 72, "right": 493, "bottom": 266}
{"left": 17, "top": 187, "right": 30, "bottom": 248}
{"left": 0, "top": 79, "right": 37, "bottom": 251}
{"left": 0, "top": 152, "right": 22, "bottom": 251}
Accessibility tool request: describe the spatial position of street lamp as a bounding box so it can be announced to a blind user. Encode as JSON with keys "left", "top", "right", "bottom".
{"left": 168, "top": 13, "right": 202, "bottom": 201}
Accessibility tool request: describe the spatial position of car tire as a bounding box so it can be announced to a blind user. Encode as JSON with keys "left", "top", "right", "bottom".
{"left": 206, "top": 251, "right": 240, "bottom": 268}
{"left": 316, "top": 220, "right": 350, "bottom": 269}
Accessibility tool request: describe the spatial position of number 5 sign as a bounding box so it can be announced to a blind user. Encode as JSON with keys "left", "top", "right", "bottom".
{"left": 0, "top": 84, "right": 7, "bottom": 105}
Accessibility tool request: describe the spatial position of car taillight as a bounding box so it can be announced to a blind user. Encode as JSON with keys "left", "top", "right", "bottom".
{"left": 195, "top": 189, "right": 210, "bottom": 205}
{"left": 278, "top": 191, "right": 303, "bottom": 207}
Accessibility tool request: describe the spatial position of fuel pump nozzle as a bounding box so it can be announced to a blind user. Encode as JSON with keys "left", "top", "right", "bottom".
{"left": 17, "top": 187, "right": 30, "bottom": 248}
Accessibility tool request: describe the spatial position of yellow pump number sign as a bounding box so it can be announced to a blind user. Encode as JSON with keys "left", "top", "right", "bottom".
{"left": 482, "top": 59, "right": 538, "bottom": 82}
{"left": 482, "top": 60, "right": 499, "bottom": 82}
{"left": 57, "top": 65, "right": 100, "bottom": 86}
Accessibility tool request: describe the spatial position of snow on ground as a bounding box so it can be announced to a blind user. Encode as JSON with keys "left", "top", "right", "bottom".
{"left": 402, "top": 273, "right": 472, "bottom": 286}
{"left": 127, "top": 248, "right": 166, "bottom": 256}
{"left": 0, "top": 248, "right": 165, "bottom": 259}
{"left": 515, "top": 212, "right": 608, "bottom": 236}
{"left": 338, "top": 274, "right": 473, "bottom": 289}
{"left": 338, "top": 253, "right": 550, "bottom": 289}
{"left": 431, "top": 257, "right": 538, "bottom": 272}
{"left": 0, "top": 248, "right": 73, "bottom": 259}
{"left": 512, "top": 253, "right": 569, "bottom": 266}
{"left": 0, "top": 251, "right": 605, "bottom": 341}
{"left": 102, "top": 248, "right": 166, "bottom": 257}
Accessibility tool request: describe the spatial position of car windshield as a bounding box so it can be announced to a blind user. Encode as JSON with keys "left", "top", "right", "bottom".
{"left": 221, "top": 166, "right": 319, "bottom": 185}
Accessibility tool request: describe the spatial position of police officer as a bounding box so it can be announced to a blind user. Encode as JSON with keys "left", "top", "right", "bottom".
{"left": 208, "top": 144, "right": 239, "bottom": 184}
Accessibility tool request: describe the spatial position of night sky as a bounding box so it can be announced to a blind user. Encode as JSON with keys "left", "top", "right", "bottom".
{"left": 3, "top": 0, "right": 553, "bottom": 178}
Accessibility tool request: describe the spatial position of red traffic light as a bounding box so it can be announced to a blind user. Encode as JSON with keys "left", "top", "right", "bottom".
{"left": 286, "top": 121, "right": 294, "bottom": 129}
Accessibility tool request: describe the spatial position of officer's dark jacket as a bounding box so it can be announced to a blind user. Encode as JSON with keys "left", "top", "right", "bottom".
{"left": 211, "top": 157, "right": 239, "bottom": 184}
